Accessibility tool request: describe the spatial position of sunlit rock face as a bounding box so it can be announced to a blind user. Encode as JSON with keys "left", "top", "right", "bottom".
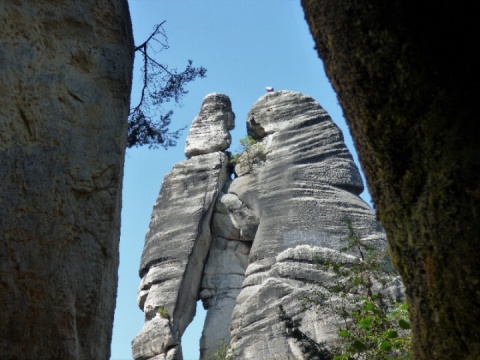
{"left": 133, "top": 94, "right": 232, "bottom": 360}
{"left": 185, "top": 93, "right": 235, "bottom": 158}
{"left": 133, "top": 91, "right": 400, "bottom": 360}
{"left": 0, "top": 1, "right": 133, "bottom": 359}
{"left": 216, "top": 91, "right": 388, "bottom": 359}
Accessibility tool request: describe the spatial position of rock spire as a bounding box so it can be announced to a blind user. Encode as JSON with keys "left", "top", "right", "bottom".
{"left": 132, "top": 91, "right": 401, "bottom": 360}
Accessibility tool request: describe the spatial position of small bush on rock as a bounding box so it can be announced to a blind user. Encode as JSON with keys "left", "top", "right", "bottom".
{"left": 230, "top": 135, "right": 265, "bottom": 173}
{"left": 157, "top": 304, "right": 170, "bottom": 321}
{"left": 280, "top": 217, "right": 412, "bottom": 360}
{"left": 206, "top": 338, "right": 235, "bottom": 360}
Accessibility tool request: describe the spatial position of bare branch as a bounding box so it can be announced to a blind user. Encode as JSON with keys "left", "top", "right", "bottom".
{"left": 128, "top": 21, "right": 207, "bottom": 148}
{"left": 134, "top": 21, "right": 166, "bottom": 52}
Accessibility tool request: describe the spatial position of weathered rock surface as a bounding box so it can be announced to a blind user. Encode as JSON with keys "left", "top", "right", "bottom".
{"left": 0, "top": 1, "right": 133, "bottom": 359}
{"left": 301, "top": 3, "right": 480, "bottom": 360}
{"left": 199, "top": 192, "right": 258, "bottom": 358}
{"left": 185, "top": 93, "right": 235, "bottom": 158}
{"left": 215, "top": 91, "right": 390, "bottom": 359}
{"left": 134, "top": 91, "right": 401, "bottom": 360}
{"left": 133, "top": 94, "right": 232, "bottom": 360}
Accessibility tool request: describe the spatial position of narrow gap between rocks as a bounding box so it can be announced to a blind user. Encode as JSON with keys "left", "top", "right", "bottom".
{"left": 182, "top": 300, "right": 207, "bottom": 360}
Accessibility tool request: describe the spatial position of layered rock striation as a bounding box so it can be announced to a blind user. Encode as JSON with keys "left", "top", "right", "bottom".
{"left": 133, "top": 94, "right": 234, "bottom": 360}
{"left": 133, "top": 91, "right": 400, "bottom": 360}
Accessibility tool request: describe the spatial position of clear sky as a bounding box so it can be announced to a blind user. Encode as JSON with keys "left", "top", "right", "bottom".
{"left": 111, "top": 1, "right": 372, "bottom": 359}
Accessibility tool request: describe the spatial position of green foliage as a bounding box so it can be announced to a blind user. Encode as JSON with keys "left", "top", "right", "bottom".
{"left": 229, "top": 135, "right": 265, "bottom": 172}
{"left": 230, "top": 135, "right": 257, "bottom": 164}
{"left": 128, "top": 21, "right": 207, "bottom": 148}
{"left": 326, "top": 218, "right": 412, "bottom": 359}
{"left": 239, "top": 135, "right": 257, "bottom": 148}
{"left": 332, "top": 299, "right": 411, "bottom": 360}
{"left": 206, "top": 338, "right": 235, "bottom": 360}
{"left": 282, "top": 216, "right": 412, "bottom": 360}
{"left": 157, "top": 304, "right": 170, "bottom": 320}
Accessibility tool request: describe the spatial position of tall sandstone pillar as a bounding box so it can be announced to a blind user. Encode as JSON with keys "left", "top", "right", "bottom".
{"left": 0, "top": 1, "right": 133, "bottom": 359}
{"left": 132, "top": 93, "right": 234, "bottom": 360}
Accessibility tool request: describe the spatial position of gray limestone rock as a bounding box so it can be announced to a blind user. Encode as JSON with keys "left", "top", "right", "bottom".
{"left": 199, "top": 190, "right": 257, "bottom": 357}
{"left": 211, "top": 192, "right": 259, "bottom": 241}
{"left": 133, "top": 152, "right": 229, "bottom": 360}
{"left": 132, "top": 317, "right": 181, "bottom": 360}
{"left": 0, "top": 1, "right": 133, "bottom": 359}
{"left": 185, "top": 93, "right": 235, "bottom": 158}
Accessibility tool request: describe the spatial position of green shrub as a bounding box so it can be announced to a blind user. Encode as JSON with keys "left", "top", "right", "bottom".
{"left": 326, "top": 218, "right": 411, "bottom": 359}
{"left": 157, "top": 304, "right": 170, "bottom": 321}
{"left": 206, "top": 338, "right": 234, "bottom": 360}
{"left": 229, "top": 135, "right": 265, "bottom": 172}
{"left": 280, "top": 217, "right": 412, "bottom": 360}
{"left": 332, "top": 299, "right": 411, "bottom": 360}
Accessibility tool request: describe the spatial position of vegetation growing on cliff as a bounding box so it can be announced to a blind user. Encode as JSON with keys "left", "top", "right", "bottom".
{"left": 157, "top": 304, "right": 170, "bottom": 321}
{"left": 206, "top": 338, "right": 235, "bottom": 360}
{"left": 229, "top": 135, "right": 265, "bottom": 173}
{"left": 128, "top": 21, "right": 206, "bottom": 148}
{"left": 281, "top": 218, "right": 411, "bottom": 359}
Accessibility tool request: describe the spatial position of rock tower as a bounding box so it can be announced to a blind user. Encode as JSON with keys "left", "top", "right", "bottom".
{"left": 132, "top": 91, "right": 400, "bottom": 359}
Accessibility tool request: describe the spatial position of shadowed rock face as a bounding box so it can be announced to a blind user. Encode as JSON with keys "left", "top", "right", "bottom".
{"left": 300, "top": 3, "right": 480, "bottom": 359}
{"left": 133, "top": 91, "right": 399, "bottom": 360}
{"left": 0, "top": 1, "right": 133, "bottom": 359}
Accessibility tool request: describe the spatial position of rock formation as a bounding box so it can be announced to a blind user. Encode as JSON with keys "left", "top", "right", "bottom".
{"left": 132, "top": 94, "right": 234, "bottom": 360}
{"left": 0, "top": 1, "right": 133, "bottom": 359}
{"left": 300, "top": 3, "right": 480, "bottom": 359}
{"left": 133, "top": 91, "right": 400, "bottom": 359}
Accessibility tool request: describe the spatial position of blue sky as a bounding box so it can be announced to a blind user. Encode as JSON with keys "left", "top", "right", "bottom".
{"left": 111, "top": 1, "right": 372, "bottom": 359}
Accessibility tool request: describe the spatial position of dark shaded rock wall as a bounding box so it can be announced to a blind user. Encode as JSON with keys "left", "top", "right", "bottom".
{"left": 0, "top": 1, "right": 133, "bottom": 358}
{"left": 300, "top": 1, "right": 480, "bottom": 358}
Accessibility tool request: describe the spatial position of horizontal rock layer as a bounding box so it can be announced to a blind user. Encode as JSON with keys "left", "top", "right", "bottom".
{"left": 221, "top": 91, "right": 389, "bottom": 359}
{"left": 185, "top": 93, "right": 235, "bottom": 158}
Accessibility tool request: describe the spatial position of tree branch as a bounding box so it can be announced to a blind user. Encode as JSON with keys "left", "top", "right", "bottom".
{"left": 127, "top": 21, "right": 207, "bottom": 148}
